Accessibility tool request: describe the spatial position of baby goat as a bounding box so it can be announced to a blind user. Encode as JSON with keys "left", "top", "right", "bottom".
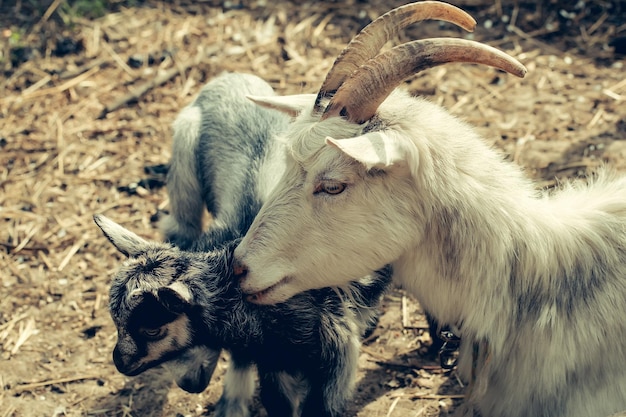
{"left": 95, "top": 215, "right": 390, "bottom": 417}
{"left": 233, "top": 2, "right": 626, "bottom": 417}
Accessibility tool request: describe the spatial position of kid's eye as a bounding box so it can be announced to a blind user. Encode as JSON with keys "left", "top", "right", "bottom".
{"left": 141, "top": 327, "right": 165, "bottom": 339}
{"left": 315, "top": 181, "right": 346, "bottom": 195}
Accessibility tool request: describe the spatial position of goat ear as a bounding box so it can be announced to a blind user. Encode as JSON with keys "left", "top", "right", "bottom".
{"left": 247, "top": 94, "right": 315, "bottom": 117}
{"left": 325, "top": 131, "right": 409, "bottom": 171}
{"left": 93, "top": 214, "right": 149, "bottom": 258}
{"left": 157, "top": 284, "right": 192, "bottom": 314}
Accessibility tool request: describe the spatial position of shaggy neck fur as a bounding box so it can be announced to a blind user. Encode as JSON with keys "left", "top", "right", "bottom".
{"left": 183, "top": 247, "right": 265, "bottom": 349}
{"left": 380, "top": 94, "right": 626, "bottom": 417}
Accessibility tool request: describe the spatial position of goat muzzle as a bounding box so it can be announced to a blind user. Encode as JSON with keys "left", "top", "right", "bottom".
{"left": 233, "top": 260, "right": 248, "bottom": 279}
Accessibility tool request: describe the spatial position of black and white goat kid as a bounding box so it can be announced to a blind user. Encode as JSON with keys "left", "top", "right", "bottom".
{"left": 95, "top": 216, "right": 390, "bottom": 417}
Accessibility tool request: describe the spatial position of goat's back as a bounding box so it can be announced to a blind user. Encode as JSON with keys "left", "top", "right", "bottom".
{"left": 162, "top": 73, "right": 289, "bottom": 247}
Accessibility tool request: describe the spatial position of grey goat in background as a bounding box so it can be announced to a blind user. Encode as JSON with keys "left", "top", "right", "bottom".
{"left": 160, "top": 72, "right": 288, "bottom": 250}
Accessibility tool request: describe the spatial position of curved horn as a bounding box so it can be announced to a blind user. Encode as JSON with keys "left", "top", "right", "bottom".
{"left": 313, "top": 1, "right": 477, "bottom": 114}
{"left": 322, "top": 38, "right": 527, "bottom": 124}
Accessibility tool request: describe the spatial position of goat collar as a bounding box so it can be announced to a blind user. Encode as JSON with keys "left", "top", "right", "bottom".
{"left": 438, "top": 328, "right": 492, "bottom": 394}
{"left": 439, "top": 328, "right": 461, "bottom": 370}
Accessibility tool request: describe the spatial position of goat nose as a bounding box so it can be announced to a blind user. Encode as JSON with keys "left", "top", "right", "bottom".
{"left": 112, "top": 346, "right": 126, "bottom": 372}
{"left": 233, "top": 260, "right": 248, "bottom": 279}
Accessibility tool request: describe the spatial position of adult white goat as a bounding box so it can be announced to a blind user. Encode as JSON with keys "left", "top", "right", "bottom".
{"left": 233, "top": 2, "right": 626, "bottom": 416}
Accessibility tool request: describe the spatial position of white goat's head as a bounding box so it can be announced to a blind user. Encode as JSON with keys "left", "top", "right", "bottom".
{"left": 234, "top": 1, "right": 526, "bottom": 304}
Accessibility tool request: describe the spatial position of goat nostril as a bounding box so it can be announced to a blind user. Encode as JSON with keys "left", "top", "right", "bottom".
{"left": 233, "top": 261, "right": 248, "bottom": 279}
{"left": 112, "top": 346, "right": 125, "bottom": 371}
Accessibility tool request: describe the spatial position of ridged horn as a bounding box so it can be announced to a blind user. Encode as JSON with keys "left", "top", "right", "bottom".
{"left": 313, "top": 1, "right": 477, "bottom": 114}
{"left": 322, "top": 38, "right": 527, "bottom": 124}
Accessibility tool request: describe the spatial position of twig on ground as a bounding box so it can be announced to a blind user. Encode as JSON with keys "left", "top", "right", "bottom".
{"left": 386, "top": 396, "right": 401, "bottom": 417}
{"left": 0, "top": 242, "right": 49, "bottom": 253}
{"left": 1, "top": 406, "right": 17, "bottom": 417}
{"left": 58, "top": 238, "right": 86, "bottom": 271}
{"left": 402, "top": 295, "right": 410, "bottom": 329}
{"left": 97, "top": 62, "right": 193, "bottom": 119}
{"left": 11, "top": 66, "right": 101, "bottom": 102}
{"left": 410, "top": 393, "right": 465, "bottom": 400}
{"left": 39, "top": 0, "right": 64, "bottom": 24}
{"left": 375, "top": 361, "right": 444, "bottom": 372}
{"left": 13, "top": 375, "right": 101, "bottom": 393}
{"left": 506, "top": 25, "right": 564, "bottom": 56}
{"left": 59, "top": 58, "right": 111, "bottom": 80}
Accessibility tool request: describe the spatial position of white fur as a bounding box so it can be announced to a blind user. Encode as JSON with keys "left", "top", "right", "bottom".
{"left": 160, "top": 105, "right": 205, "bottom": 240}
{"left": 256, "top": 138, "right": 287, "bottom": 203}
{"left": 215, "top": 362, "right": 257, "bottom": 417}
{"left": 273, "top": 373, "right": 306, "bottom": 417}
{"left": 234, "top": 89, "right": 626, "bottom": 416}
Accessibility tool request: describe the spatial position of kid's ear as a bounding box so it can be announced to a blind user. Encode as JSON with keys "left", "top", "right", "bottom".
{"left": 157, "top": 282, "right": 192, "bottom": 313}
{"left": 247, "top": 94, "right": 316, "bottom": 118}
{"left": 94, "top": 214, "right": 149, "bottom": 258}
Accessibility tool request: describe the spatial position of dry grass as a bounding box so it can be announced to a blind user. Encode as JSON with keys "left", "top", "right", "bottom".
{"left": 0, "top": 0, "right": 625, "bottom": 416}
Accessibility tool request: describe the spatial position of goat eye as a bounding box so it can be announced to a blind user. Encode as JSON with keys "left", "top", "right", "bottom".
{"left": 141, "top": 327, "right": 165, "bottom": 339}
{"left": 316, "top": 181, "right": 346, "bottom": 195}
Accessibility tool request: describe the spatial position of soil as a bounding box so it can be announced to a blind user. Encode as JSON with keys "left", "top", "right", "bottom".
{"left": 1, "top": 1, "right": 625, "bottom": 416}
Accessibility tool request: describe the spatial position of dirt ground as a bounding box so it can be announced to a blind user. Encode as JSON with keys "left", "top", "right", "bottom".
{"left": 1, "top": 0, "right": 625, "bottom": 416}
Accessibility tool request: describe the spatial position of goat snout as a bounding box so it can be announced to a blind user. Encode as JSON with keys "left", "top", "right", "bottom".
{"left": 112, "top": 343, "right": 145, "bottom": 376}
{"left": 233, "top": 259, "right": 248, "bottom": 279}
{"left": 112, "top": 345, "right": 136, "bottom": 375}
